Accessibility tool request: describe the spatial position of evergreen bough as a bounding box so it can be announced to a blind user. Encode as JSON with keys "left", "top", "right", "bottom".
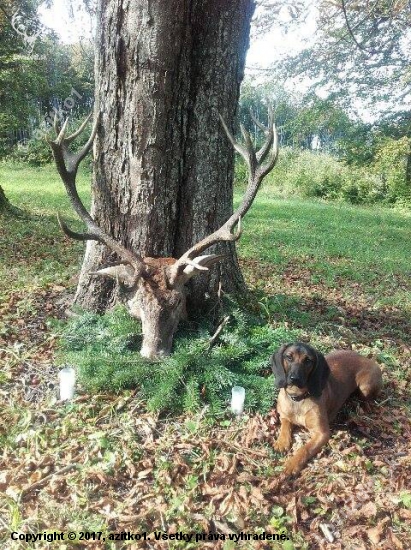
{"left": 58, "top": 302, "right": 299, "bottom": 415}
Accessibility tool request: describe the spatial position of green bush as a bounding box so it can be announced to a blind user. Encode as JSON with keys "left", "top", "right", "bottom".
{"left": 372, "top": 137, "right": 411, "bottom": 204}
{"left": 57, "top": 302, "right": 299, "bottom": 415}
{"left": 272, "top": 149, "right": 372, "bottom": 203}
{"left": 11, "top": 136, "right": 53, "bottom": 166}
{"left": 243, "top": 146, "right": 409, "bottom": 205}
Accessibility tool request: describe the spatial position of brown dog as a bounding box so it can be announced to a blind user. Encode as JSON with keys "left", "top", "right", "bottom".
{"left": 271, "top": 342, "right": 382, "bottom": 476}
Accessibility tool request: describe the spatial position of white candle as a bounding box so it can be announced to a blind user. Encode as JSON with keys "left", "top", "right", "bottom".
{"left": 231, "top": 386, "right": 245, "bottom": 415}
{"left": 59, "top": 367, "right": 76, "bottom": 401}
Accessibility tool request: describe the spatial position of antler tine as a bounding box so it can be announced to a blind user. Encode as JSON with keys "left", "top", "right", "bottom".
{"left": 58, "top": 210, "right": 147, "bottom": 277}
{"left": 185, "top": 258, "right": 209, "bottom": 271}
{"left": 75, "top": 115, "right": 99, "bottom": 166}
{"left": 250, "top": 108, "right": 267, "bottom": 133}
{"left": 53, "top": 113, "right": 60, "bottom": 136}
{"left": 65, "top": 112, "right": 93, "bottom": 144}
{"left": 259, "top": 121, "right": 279, "bottom": 178}
{"left": 218, "top": 114, "right": 250, "bottom": 165}
{"left": 167, "top": 108, "right": 277, "bottom": 287}
{"left": 49, "top": 114, "right": 147, "bottom": 279}
{"left": 239, "top": 123, "right": 258, "bottom": 173}
{"left": 57, "top": 212, "right": 99, "bottom": 241}
{"left": 256, "top": 104, "right": 275, "bottom": 164}
{"left": 56, "top": 117, "right": 70, "bottom": 145}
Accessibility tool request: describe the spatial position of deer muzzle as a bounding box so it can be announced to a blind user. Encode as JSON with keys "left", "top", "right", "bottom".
{"left": 137, "top": 305, "right": 179, "bottom": 359}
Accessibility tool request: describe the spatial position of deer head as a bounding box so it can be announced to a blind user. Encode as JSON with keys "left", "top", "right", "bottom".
{"left": 48, "top": 109, "right": 278, "bottom": 359}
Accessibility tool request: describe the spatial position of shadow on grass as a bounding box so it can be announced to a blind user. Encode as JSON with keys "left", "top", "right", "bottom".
{"left": 256, "top": 289, "right": 410, "bottom": 342}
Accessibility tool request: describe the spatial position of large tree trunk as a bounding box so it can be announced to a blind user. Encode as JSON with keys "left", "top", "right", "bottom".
{"left": 75, "top": 0, "right": 254, "bottom": 314}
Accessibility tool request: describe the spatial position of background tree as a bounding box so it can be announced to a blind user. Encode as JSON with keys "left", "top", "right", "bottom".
{"left": 284, "top": 0, "right": 410, "bottom": 106}
{"left": 275, "top": 0, "right": 411, "bottom": 181}
{"left": 0, "top": 0, "right": 42, "bottom": 209}
{"left": 0, "top": 0, "right": 93, "bottom": 208}
{"left": 0, "top": 0, "right": 46, "bottom": 153}
{"left": 0, "top": 0, "right": 94, "bottom": 163}
{"left": 239, "top": 80, "right": 355, "bottom": 152}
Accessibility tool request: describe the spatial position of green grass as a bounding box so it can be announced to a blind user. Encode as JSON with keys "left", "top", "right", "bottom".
{"left": 1, "top": 160, "right": 410, "bottom": 335}
{"left": 237, "top": 191, "right": 411, "bottom": 309}
{"left": 0, "top": 162, "right": 90, "bottom": 293}
{"left": 238, "top": 193, "right": 411, "bottom": 279}
{"left": 2, "top": 160, "right": 409, "bottom": 298}
{"left": 0, "top": 161, "right": 91, "bottom": 214}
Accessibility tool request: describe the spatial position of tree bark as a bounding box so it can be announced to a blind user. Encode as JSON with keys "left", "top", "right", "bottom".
{"left": 0, "top": 184, "right": 16, "bottom": 213}
{"left": 0, "top": 185, "right": 9, "bottom": 211}
{"left": 75, "top": 0, "right": 254, "bottom": 314}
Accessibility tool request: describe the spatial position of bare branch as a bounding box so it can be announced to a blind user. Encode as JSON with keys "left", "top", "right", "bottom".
{"left": 341, "top": 0, "right": 373, "bottom": 54}
{"left": 56, "top": 117, "right": 70, "bottom": 145}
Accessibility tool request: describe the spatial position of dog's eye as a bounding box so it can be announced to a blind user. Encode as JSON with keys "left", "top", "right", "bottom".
{"left": 304, "top": 357, "right": 312, "bottom": 365}
{"left": 285, "top": 354, "right": 293, "bottom": 361}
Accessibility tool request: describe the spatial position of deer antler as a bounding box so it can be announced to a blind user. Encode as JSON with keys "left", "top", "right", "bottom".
{"left": 48, "top": 114, "right": 147, "bottom": 280}
{"left": 167, "top": 106, "right": 278, "bottom": 286}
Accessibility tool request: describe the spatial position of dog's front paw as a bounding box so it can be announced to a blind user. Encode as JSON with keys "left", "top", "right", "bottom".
{"left": 273, "top": 437, "right": 292, "bottom": 453}
{"left": 283, "top": 456, "right": 303, "bottom": 477}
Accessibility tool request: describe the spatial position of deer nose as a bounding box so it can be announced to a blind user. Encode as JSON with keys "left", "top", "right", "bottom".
{"left": 140, "top": 345, "right": 170, "bottom": 360}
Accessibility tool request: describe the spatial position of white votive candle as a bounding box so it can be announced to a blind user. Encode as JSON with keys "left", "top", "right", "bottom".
{"left": 231, "top": 386, "right": 245, "bottom": 415}
{"left": 59, "top": 367, "right": 76, "bottom": 401}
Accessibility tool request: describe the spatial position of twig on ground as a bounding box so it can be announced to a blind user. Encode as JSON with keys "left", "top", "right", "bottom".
{"left": 21, "top": 464, "right": 80, "bottom": 497}
{"left": 209, "top": 316, "right": 230, "bottom": 347}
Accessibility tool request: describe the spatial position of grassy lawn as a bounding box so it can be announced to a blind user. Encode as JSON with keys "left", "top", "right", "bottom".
{"left": 1, "top": 162, "right": 410, "bottom": 549}
{"left": 238, "top": 186, "right": 411, "bottom": 347}
{"left": 239, "top": 190, "right": 411, "bottom": 302}
{"left": 0, "top": 163, "right": 90, "bottom": 293}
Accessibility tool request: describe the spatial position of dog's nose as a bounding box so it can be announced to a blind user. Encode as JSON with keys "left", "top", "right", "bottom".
{"left": 289, "top": 374, "right": 304, "bottom": 387}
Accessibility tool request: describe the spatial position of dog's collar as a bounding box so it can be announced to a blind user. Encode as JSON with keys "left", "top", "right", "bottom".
{"left": 286, "top": 391, "right": 310, "bottom": 402}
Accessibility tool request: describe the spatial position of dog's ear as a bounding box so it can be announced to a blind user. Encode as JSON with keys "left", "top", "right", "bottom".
{"left": 270, "top": 344, "right": 289, "bottom": 388}
{"left": 307, "top": 350, "right": 330, "bottom": 398}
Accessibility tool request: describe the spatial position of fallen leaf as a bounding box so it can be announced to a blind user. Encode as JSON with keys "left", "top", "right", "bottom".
{"left": 398, "top": 508, "right": 411, "bottom": 520}
{"left": 360, "top": 501, "right": 377, "bottom": 518}
{"left": 367, "top": 525, "right": 383, "bottom": 544}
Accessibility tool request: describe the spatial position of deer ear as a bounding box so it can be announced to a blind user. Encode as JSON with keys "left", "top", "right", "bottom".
{"left": 307, "top": 350, "right": 330, "bottom": 398}
{"left": 91, "top": 264, "right": 136, "bottom": 286}
{"left": 270, "top": 344, "right": 290, "bottom": 388}
{"left": 180, "top": 254, "right": 225, "bottom": 283}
